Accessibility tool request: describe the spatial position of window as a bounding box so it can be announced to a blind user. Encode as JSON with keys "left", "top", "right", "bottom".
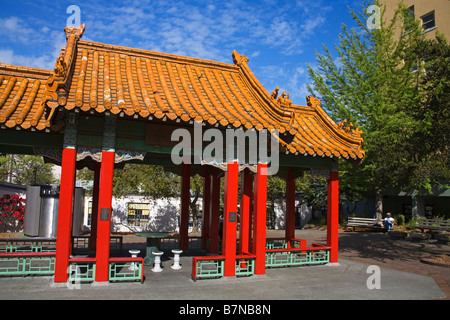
{"left": 421, "top": 11, "right": 436, "bottom": 31}
{"left": 127, "top": 203, "right": 150, "bottom": 227}
{"left": 404, "top": 5, "right": 415, "bottom": 32}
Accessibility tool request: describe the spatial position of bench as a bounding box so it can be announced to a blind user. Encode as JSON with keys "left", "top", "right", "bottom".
{"left": 347, "top": 217, "right": 384, "bottom": 231}
{"left": 417, "top": 218, "right": 450, "bottom": 232}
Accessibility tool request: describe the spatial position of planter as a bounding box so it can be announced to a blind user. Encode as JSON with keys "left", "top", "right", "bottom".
{"left": 388, "top": 231, "right": 409, "bottom": 240}
{"left": 410, "top": 232, "right": 431, "bottom": 243}
{"left": 436, "top": 233, "right": 450, "bottom": 246}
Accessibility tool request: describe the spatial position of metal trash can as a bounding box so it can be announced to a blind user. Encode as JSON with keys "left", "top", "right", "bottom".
{"left": 38, "top": 185, "right": 60, "bottom": 238}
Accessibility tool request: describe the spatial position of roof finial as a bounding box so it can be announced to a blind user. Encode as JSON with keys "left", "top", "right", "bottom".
{"left": 232, "top": 50, "right": 249, "bottom": 66}
{"left": 64, "top": 23, "right": 85, "bottom": 40}
{"left": 306, "top": 95, "right": 321, "bottom": 108}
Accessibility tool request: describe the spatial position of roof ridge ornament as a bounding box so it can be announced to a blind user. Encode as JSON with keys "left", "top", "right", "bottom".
{"left": 64, "top": 23, "right": 85, "bottom": 40}
{"left": 39, "top": 24, "right": 86, "bottom": 128}
{"left": 306, "top": 95, "right": 321, "bottom": 108}
{"left": 232, "top": 50, "right": 249, "bottom": 66}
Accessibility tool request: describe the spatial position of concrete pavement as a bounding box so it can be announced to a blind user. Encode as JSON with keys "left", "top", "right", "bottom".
{"left": 0, "top": 230, "right": 448, "bottom": 302}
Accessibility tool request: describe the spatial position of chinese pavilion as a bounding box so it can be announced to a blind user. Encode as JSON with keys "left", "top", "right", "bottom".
{"left": 0, "top": 25, "right": 364, "bottom": 283}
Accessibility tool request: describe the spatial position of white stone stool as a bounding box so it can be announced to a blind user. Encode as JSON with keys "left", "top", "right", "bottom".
{"left": 128, "top": 249, "right": 140, "bottom": 271}
{"left": 171, "top": 249, "right": 183, "bottom": 270}
{"left": 151, "top": 251, "right": 164, "bottom": 272}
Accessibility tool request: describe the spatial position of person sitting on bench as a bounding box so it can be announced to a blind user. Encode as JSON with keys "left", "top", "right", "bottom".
{"left": 384, "top": 213, "right": 394, "bottom": 232}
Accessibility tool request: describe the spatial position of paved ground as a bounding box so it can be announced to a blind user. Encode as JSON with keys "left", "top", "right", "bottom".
{"left": 0, "top": 229, "right": 449, "bottom": 303}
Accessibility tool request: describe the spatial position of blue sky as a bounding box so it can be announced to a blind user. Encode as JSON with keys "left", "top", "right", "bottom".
{"left": 0, "top": 0, "right": 366, "bottom": 104}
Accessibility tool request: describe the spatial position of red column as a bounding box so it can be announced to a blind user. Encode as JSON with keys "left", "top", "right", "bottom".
{"left": 54, "top": 147, "right": 77, "bottom": 283}
{"left": 201, "top": 167, "right": 211, "bottom": 250}
{"left": 223, "top": 161, "right": 239, "bottom": 277}
{"left": 89, "top": 161, "right": 101, "bottom": 252}
{"left": 180, "top": 163, "right": 191, "bottom": 251}
{"left": 285, "top": 167, "right": 296, "bottom": 241}
{"left": 209, "top": 168, "right": 220, "bottom": 254}
{"left": 95, "top": 151, "right": 115, "bottom": 282}
{"left": 253, "top": 163, "right": 267, "bottom": 275}
{"left": 327, "top": 171, "right": 339, "bottom": 263}
{"left": 239, "top": 169, "right": 252, "bottom": 255}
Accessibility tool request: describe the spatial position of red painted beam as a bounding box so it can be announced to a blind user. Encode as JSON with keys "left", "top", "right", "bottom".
{"left": 201, "top": 166, "right": 211, "bottom": 250}
{"left": 180, "top": 163, "right": 191, "bottom": 251}
{"left": 222, "top": 161, "right": 238, "bottom": 277}
{"left": 239, "top": 169, "right": 252, "bottom": 255}
{"left": 54, "top": 147, "right": 77, "bottom": 283}
{"left": 95, "top": 151, "right": 115, "bottom": 282}
{"left": 253, "top": 163, "right": 267, "bottom": 275}
{"left": 89, "top": 161, "right": 101, "bottom": 252}
{"left": 285, "top": 167, "right": 296, "bottom": 240}
{"left": 209, "top": 169, "right": 220, "bottom": 254}
{"left": 327, "top": 171, "right": 339, "bottom": 263}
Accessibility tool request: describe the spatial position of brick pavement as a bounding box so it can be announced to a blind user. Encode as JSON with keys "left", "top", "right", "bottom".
{"left": 286, "top": 229, "right": 450, "bottom": 299}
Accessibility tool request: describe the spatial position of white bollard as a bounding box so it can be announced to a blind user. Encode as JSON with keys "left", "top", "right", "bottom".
{"left": 171, "top": 249, "right": 183, "bottom": 270}
{"left": 151, "top": 251, "right": 163, "bottom": 272}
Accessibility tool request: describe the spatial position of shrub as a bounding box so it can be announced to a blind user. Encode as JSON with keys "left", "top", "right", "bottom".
{"left": 396, "top": 214, "right": 405, "bottom": 226}
{"left": 0, "top": 194, "right": 25, "bottom": 232}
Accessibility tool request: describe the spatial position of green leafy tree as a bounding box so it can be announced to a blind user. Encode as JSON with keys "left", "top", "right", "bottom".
{"left": 404, "top": 33, "right": 450, "bottom": 193}
{"left": 307, "top": 1, "right": 434, "bottom": 218}
{"left": 0, "top": 154, "right": 56, "bottom": 185}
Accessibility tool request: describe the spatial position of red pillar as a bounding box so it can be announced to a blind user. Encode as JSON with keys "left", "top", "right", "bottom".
{"left": 327, "top": 171, "right": 339, "bottom": 263}
{"left": 253, "top": 163, "right": 267, "bottom": 275}
{"left": 285, "top": 167, "right": 296, "bottom": 241}
{"left": 209, "top": 168, "right": 220, "bottom": 254}
{"left": 223, "top": 161, "right": 239, "bottom": 277}
{"left": 54, "top": 147, "right": 77, "bottom": 283}
{"left": 239, "top": 169, "right": 252, "bottom": 255}
{"left": 201, "top": 167, "right": 211, "bottom": 250}
{"left": 89, "top": 161, "right": 101, "bottom": 252}
{"left": 95, "top": 151, "right": 115, "bottom": 282}
{"left": 180, "top": 163, "right": 191, "bottom": 251}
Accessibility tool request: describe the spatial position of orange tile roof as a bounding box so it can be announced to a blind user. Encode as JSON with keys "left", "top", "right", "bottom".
{"left": 0, "top": 24, "right": 364, "bottom": 161}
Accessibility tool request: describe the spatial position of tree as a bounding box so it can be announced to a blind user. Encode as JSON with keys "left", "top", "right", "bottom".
{"left": 307, "top": 1, "right": 433, "bottom": 218}
{"left": 0, "top": 154, "right": 56, "bottom": 185}
{"left": 404, "top": 33, "right": 450, "bottom": 193}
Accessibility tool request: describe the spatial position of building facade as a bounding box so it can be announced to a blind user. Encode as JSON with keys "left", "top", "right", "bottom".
{"left": 383, "top": 0, "right": 450, "bottom": 39}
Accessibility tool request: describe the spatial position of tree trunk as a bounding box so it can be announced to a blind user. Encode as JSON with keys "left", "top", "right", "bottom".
{"left": 190, "top": 193, "right": 200, "bottom": 233}
{"left": 375, "top": 189, "right": 383, "bottom": 219}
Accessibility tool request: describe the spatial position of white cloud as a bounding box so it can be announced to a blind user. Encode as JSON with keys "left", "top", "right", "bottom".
{"left": 0, "top": 49, "right": 54, "bottom": 70}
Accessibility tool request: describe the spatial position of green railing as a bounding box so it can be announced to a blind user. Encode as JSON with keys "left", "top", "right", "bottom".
{"left": 0, "top": 239, "right": 57, "bottom": 252}
{"left": 235, "top": 255, "right": 256, "bottom": 276}
{"left": 192, "top": 254, "right": 256, "bottom": 280}
{"left": 68, "top": 257, "right": 144, "bottom": 283}
{"left": 192, "top": 240, "right": 330, "bottom": 280}
{"left": 265, "top": 243, "right": 330, "bottom": 268}
{"left": 0, "top": 252, "right": 143, "bottom": 283}
{"left": 0, "top": 252, "right": 55, "bottom": 276}
{"left": 109, "top": 257, "right": 144, "bottom": 282}
{"left": 0, "top": 236, "right": 123, "bottom": 254}
{"left": 192, "top": 256, "right": 225, "bottom": 280}
{"left": 159, "top": 235, "right": 203, "bottom": 251}
{"left": 68, "top": 258, "right": 96, "bottom": 282}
